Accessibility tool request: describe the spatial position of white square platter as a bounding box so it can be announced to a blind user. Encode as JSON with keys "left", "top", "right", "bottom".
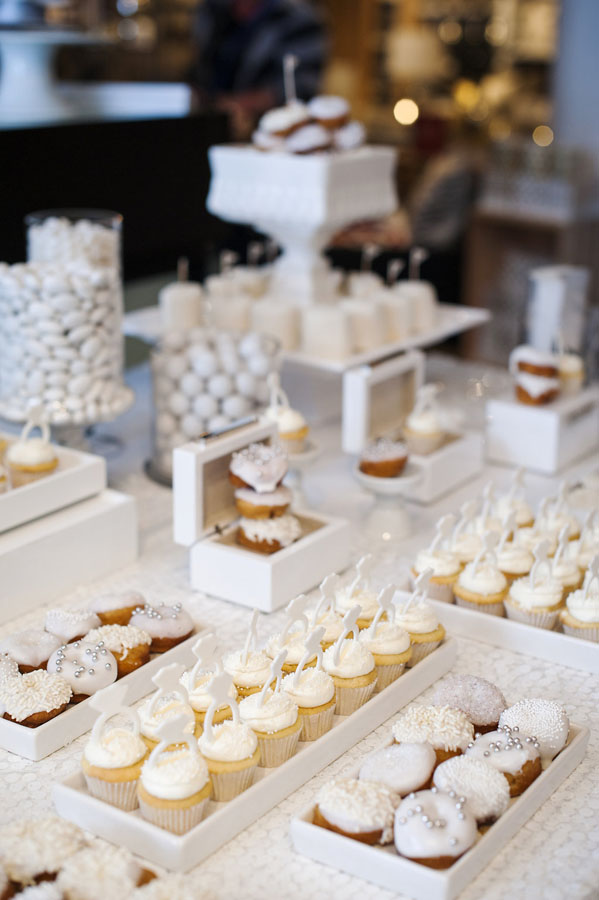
{"left": 0, "top": 434, "right": 106, "bottom": 533}
{"left": 53, "top": 638, "right": 457, "bottom": 872}
{"left": 290, "top": 723, "right": 589, "bottom": 900}
{"left": 0, "top": 631, "right": 201, "bottom": 761}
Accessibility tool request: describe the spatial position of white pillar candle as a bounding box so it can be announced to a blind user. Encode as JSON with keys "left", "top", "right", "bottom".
{"left": 212, "top": 295, "right": 252, "bottom": 332}
{"left": 339, "top": 298, "right": 386, "bottom": 352}
{"left": 392, "top": 281, "right": 438, "bottom": 333}
{"left": 373, "top": 288, "right": 414, "bottom": 341}
{"left": 301, "top": 306, "right": 352, "bottom": 360}
{"left": 251, "top": 299, "right": 300, "bottom": 350}
{"left": 159, "top": 281, "right": 204, "bottom": 331}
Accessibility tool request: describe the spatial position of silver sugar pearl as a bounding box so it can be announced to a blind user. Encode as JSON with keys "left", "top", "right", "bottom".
{"left": 72, "top": 659, "right": 78, "bottom": 665}
{"left": 431, "top": 787, "right": 438, "bottom": 794}
{"left": 494, "top": 746, "right": 501, "bottom": 753}
{"left": 484, "top": 751, "right": 490, "bottom": 757}
{"left": 450, "top": 838, "right": 458, "bottom": 847}
{"left": 474, "top": 732, "right": 481, "bottom": 739}
{"left": 408, "top": 793, "right": 416, "bottom": 799}
{"left": 415, "top": 805, "right": 423, "bottom": 813}
{"left": 85, "top": 649, "right": 91, "bottom": 655}
{"left": 88, "top": 668, "right": 94, "bottom": 675}
{"left": 421, "top": 815, "right": 429, "bottom": 823}
{"left": 407, "top": 809, "right": 414, "bottom": 818}
{"left": 512, "top": 726, "right": 519, "bottom": 732}
{"left": 73, "top": 671, "right": 80, "bottom": 678}
{"left": 448, "top": 790, "right": 456, "bottom": 798}
{"left": 101, "top": 649, "right": 107, "bottom": 655}
{"left": 467, "top": 742, "right": 474, "bottom": 749}
{"left": 55, "top": 666, "right": 62, "bottom": 673}
{"left": 457, "top": 812, "right": 465, "bottom": 820}
{"left": 73, "top": 642, "right": 79, "bottom": 648}
{"left": 458, "top": 797, "right": 466, "bottom": 804}
{"left": 425, "top": 821, "right": 433, "bottom": 829}
{"left": 398, "top": 817, "right": 407, "bottom": 825}
{"left": 105, "top": 663, "right": 111, "bottom": 670}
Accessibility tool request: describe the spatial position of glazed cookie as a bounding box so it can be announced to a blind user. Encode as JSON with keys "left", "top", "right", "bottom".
{"left": 358, "top": 742, "right": 436, "bottom": 796}
{"left": 257, "top": 101, "right": 310, "bottom": 137}
{"left": 0, "top": 629, "right": 61, "bottom": 673}
{"left": 499, "top": 699, "right": 569, "bottom": 764}
{"left": 88, "top": 590, "right": 147, "bottom": 626}
{"left": 465, "top": 725, "right": 541, "bottom": 795}
{"left": 44, "top": 608, "right": 101, "bottom": 643}
{"left": 392, "top": 705, "right": 474, "bottom": 764}
{"left": 234, "top": 486, "right": 292, "bottom": 519}
{"left": 308, "top": 94, "right": 350, "bottom": 128}
{"left": 237, "top": 513, "right": 302, "bottom": 554}
{"left": 333, "top": 120, "right": 366, "bottom": 151}
{"left": 46, "top": 641, "right": 118, "bottom": 701}
{"left": 229, "top": 442, "right": 287, "bottom": 493}
{"left": 0, "top": 815, "right": 88, "bottom": 886}
{"left": 394, "top": 789, "right": 478, "bottom": 867}
{"left": 433, "top": 757, "right": 510, "bottom": 824}
{"left": 84, "top": 625, "right": 152, "bottom": 677}
{"left": 128, "top": 604, "right": 194, "bottom": 653}
{"left": 359, "top": 438, "right": 408, "bottom": 478}
{"left": 0, "top": 669, "right": 72, "bottom": 727}
{"left": 285, "top": 123, "right": 332, "bottom": 154}
{"left": 315, "top": 778, "right": 397, "bottom": 845}
{"left": 433, "top": 674, "right": 506, "bottom": 733}
{"left": 56, "top": 844, "right": 155, "bottom": 899}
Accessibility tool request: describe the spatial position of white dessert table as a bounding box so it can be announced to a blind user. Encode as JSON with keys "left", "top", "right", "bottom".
{"left": 0, "top": 355, "right": 597, "bottom": 900}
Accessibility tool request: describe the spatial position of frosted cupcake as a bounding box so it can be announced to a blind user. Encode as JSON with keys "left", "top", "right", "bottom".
{"left": 180, "top": 633, "right": 236, "bottom": 726}
{"left": 82, "top": 682, "right": 148, "bottom": 810}
{"left": 504, "top": 540, "right": 564, "bottom": 629}
{"left": 394, "top": 576, "right": 446, "bottom": 665}
{"left": 496, "top": 516, "right": 534, "bottom": 585}
{"left": 281, "top": 626, "right": 335, "bottom": 740}
{"left": 559, "top": 556, "right": 599, "bottom": 641}
{"left": 5, "top": 412, "right": 58, "bottom": 488}
{"left": 266, "top": 594, "right": 316, "bottom": 673}
{"left": 308, "top": 574, "right": 344, "bottom": 650}
{"left": 322, "top": 606, "right": 377, "bottom": 715}
{"left": 223, "top": 647, "right": 272, "bottom": 698}
{"left": 449, "top": 501, "right": 482, "bottom": 564}
{"left": 198, "top": 672, "right": 260, "bottom": 800}
{"left": 493, "top": 469, "right": 534, "bottom": 528}
{"left": 334, "top": 554, "right": 381, "bottom": 628}
{"left": 536, "top": 486, "right": 580, "bottom": 540}
{"left": 264, "top": 373, "right": 309, "bottom": 454}
{"left": 514, "top": 500, "right": 558, "bottom": 556}
{"left": 138, "top": 714, "right": 211, "bottom": 834}
{"left": 358, "top": 585, "right": 411, "bottom": 690}
{"left": 551, "top": 526, "right": 584, "bottom": 596}
{"left": 453, "top": 533, "right": 508, "bottom": 617}
{"left": 403, "top": 384, "right": 445, "bottom": 455}
{"left": 412, "top": 515, "right": 461, "bottom": 603}
{"left": 239, "top": 650, "right": 302, "bottom": 766}
{"left": 138, "top": 663, "right": 197, "bottom": 750}
{"left": 558, "top": 351, "right": 584, "bottom": 394}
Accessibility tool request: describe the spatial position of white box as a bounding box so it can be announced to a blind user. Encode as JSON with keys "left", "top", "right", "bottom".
{"left": 486, "top": 386, "right": 599, "bottom": 474}
{"left": 290, "top": 724, "right": 589, "bottom": 900}
{"left": 0, "top": 435, "right": 106, "bottom": 533}
{"left": 0, "top": 631, "right": 200, "bottom": 761}
{"left": 173, "top": 419, "right": 351, "bottom": 612}
{"left": 342, "top": 350, "right": 425, "bottom": 454}
{"left": 397, "top": 432, "right": 485, "bottom": 504}
{"left": 0, "top": 489, "right": 138, "bottom": 624}
{"left": 53, "top": 638, "right": 457, "bottom": 872}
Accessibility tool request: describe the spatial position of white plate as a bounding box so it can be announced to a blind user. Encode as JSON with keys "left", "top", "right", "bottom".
{"left": 290, "top": 723, "right": 589, "bottom": 900}
{"left": 287, "top": 440, "right": 321, "bottom": 467}
{"left": 353, "top": 461, "right": 423, "bottom": 496}
{"left": 53, "top": 638, "right": 457, "bottom": 872}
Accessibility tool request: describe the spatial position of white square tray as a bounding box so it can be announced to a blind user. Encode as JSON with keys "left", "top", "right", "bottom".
{"left": 290, "top": 724, "right": 589, "bottom": 900}
{"left": 0, "top": 631, "right": 201, "bottom": 761}
{"left": 392, "top": 432, "right": 484, "bottom": 505}
{"left": 53, "top": 638, "right": 457, "bottom": 872}
{"left": 0, "top": 435, "right": 106, "bottom": 533}
{"left": 430, "top": 599, "right": 599, "bottom": 675}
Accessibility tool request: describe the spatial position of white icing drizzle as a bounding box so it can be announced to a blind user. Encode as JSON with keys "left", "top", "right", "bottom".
{"left": 392, "top": 705, "right": 474, "bottom": 752}
{"left": 0, "top": 629, "right": 61, "bottom": 667}
{"left": 0, "top": 816, "right": 87, "bottom": 882}
{"left": 358, "top": 742, "right": 436, "bottom": 796}
{"left": 0, "top": 669, "right": 71, "bottom": 721}
{"left": 44, "top": 608, "right": 101, "bottom": 641}
{"left": 433, "top": 757, "right": 510, "bottom": 822}
{"left": 499, "top": 699, "right": 569, "bottom": 763}
{"left": 129, "top": 603, "right": 193, "bottom": 639}
{"left": 394, "top": 789, "right": 477, "bottom": 858}
{"left": 465, "top": 725, "right": 540, "bottom": 774}
{"left": 361, "top": 438, "right": 407, "bottom": 463}
{"left": 230, "top": 442, "right": 288, "bottom": 493}
{"left": 239, "top": 514, "right": 301, "bottom": 547}
{"left": 317, "top": 778, "right": 397, "bottom": 844}
{"left": 509, "top": 344, "right": 558, "bottom": 373}
{"left": 234, "top": 486, "right": 292, "bottom": 506}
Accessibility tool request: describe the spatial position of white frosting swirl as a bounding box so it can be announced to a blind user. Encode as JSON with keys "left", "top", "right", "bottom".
{"left": 414, "top": 549, "right": 460, "bottom": 577}
{"left": 141, "top": 747, "right": 209, "bottom": 800}
{"left": 405, "top": 409, "right": 442, "bottom": 434}
{"left": 322, "top": 639, "right": 374, "bottom": 678}
{"left": 238, "top": 689, "right": 298, "bottom": 733}
{"left": 266, "top": 630, "right": 315, "bottom": 666}
{"left": 313, "top": 608, "right": 344, "bottom": 643}
{"left": 7, "top": 437, "right": 56, "bottom": 466}
{"left": 138, "top": 693, "right": 196, "bottom": 741}
{"left": 358, "top": 621, "right": 410, "bottom": 656}
{"left": 566, "top": 588, "right": 599, "bottom": 623}
{"left": 451, "top": 532, "right": 482, "bottom": 563}
{"left": 84, "top": 726, "right": 147, "bottom": 769}
{"left": 198, "top": 720, "right": 257, "bottom": 762}
{"left": 281, "top": 668, "right": 335, "bottom": 708}
{"left": 335, "top": 585, "right": 379, "bottom": 618}
{"left": 394, "top": 600, "right": 440, "bottom": 634}
{"left": 552, "top": 556, "right": 582, "bottom": 587}
{"left": 180, "top": 670, "right": 236, "bottom": 713}
{"left": 509, "top": 575, "right": 563, "bottom": 610}
{"left": 497, "top": 543, "right": 533, "bottom": 575}
{"left": 264, "top": 406, "right": 306, "bottom": 434}
{"left": 458, "top": 561, "right": 507, "bottom": 596}
{"left": 223, "top": 649, "right": 272, "bottom": 688}
{"left": 392, "top": 704, "right": 474, "bottom": 752}
{"left": 494, "top": 495, "right": 533, "bottom": 526}
{"left": 515, "top": 527, "right": 558, "bottom": 555}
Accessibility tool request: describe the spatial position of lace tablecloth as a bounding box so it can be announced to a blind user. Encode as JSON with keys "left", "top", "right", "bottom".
{"left": 1, "top": 359, "right": 598, "bottom": 900}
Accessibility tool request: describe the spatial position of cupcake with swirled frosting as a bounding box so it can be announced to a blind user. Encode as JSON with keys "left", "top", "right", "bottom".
{"left": 281, "top": 666, "right": 336, "bottom": 740}
{"left": 394, "top": 598, "right": 446, "bottom": 665}
{"left": 411, "top": 548, "right": 461, "bottom": 604}
{"left": 559, "top": 585, "right": 599, "bottom": 642}
{"left": 496, "top": 542, "right": 534, "bottom": 584}
{"left": 82, "top": 723, "right": 148, "bottom": 811}
{"left": 138, "top": 743, "right": 211, "bottom": 834}
{"left": 358, "top": 620, "right": 411, "bottom": 690}
{"left": 453, "top": 555, "right": 508, "bottom": 617}
{"left": 322, "top": 636, "right": 376, "bottom": 716}
{"left": 238, "top": 688, "right": 302, "bottom": 767}
{"left": 504, "top": 571, "right": 564, "bottom": 630}
{"left": 223, "top": 648, "right": 273, "bottom": 698}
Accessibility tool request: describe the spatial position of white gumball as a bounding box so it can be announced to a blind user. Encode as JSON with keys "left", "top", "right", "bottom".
{"left": 207, "top": 373, "right": 233, "bottom": 399}
{"left": 180, "top": 371, "right": 202, "bottom": 397}
{"left": 165, "top": 354, "right": 188, "bottom": 380}
{"left": 235, "top": 371, "right": 256, "bottom": 398}
{"left": 156, "top": 411, "right": 177, "bottom": 436}
{"left": 222, "top": 394, "right": 251, "bottom": 419}
{"left": 238, "top": 332, "right": 263, "bottom": 359}
{"left": 191, "top": 349, "right": 218, "bottom": 378}
{"left": 247, "top": 353, "right": 271, "bottom": 377}
{"left": 220, "top": 350, "right": 242, "bottom": 375}
{"left": 193, "top": 393, "right": 218, "bottom": 419}
{"left": 181, "top": 412, "right": 203, "bottom": 438}
{"left": 168, "top": 391, "right": 189, "bottom": 416}
{"left": 207, "top": 414, "right": 231, "bottom": 432}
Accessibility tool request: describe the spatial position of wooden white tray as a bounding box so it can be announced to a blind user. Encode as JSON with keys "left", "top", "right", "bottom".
{"left": 0, "top": 434, "right": 106, "bottom": 534}
{"left": 53, "top": 638, "right": 457, "bottom": 872}
{"left": 290, "top": 723, "right": 589, "bottom": 900}
{"left": 0, "top": 631, "right": 201, "bottom": 761}
{"left": 430, "top": 599, "right": 599, "bottom": 675}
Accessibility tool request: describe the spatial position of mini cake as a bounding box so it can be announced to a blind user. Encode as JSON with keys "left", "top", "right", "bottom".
{"left": 56, "top": 844, "right": 155, "bottom": 899}
{"left": 82, "top": 682, "right": 148, "bottom": 810}
{"left": 223, "top": 647, "right": 272, "bottom": 698}
{"left": 499, "top": 699, "right": 569, "bottom": 764}
{"left": 84, "top": 625, "right": 151, "bottom": 677}
{"left": 197, "top": 671, "right": 260, "bottom": 800}
{"left": 315, "top": 778, "right": 397, "bottom": 845}
{"left": 433, "top": 674, "right": 506, "bottom": 734}
{"left": 0, "top": 669, "right": 72, "bottom": 726}
{"left": 359, "top": 438, "right": 408, "bottom": 478}
{"left": 229, "top": 442, "right": 287, "bottom": 493}
{"left": 128, "top": 603, "right": 194, "bottom": 653}
{"left": 465, "top": 725, "right": 541, "bottom": 795}
{"left": 237, "top": 513, "right": 302, "bottom": 554}
{"left": 138, "top": 714, "right": 212, "bottom": 834}
{"left": 138, "top": 666, "right": 197, "bottom": 750}
{"left": 238, "top": 651, "right": 302, "bottom": 766}
{"left": 281, "top": 626, "right": 336, "bottom": 740}
{"left": 558, "top": 351, "right": 584, "bottom": 394}
{"left": 88, "top": 590, "right": 147, "bottom": 626}
{"left": 453, "top": 536, "right": 509, "bottom": 617}
{"left": 559, "top": 561, "right": 599, "bottom": 641}
{"left": 5, "top": 415, "right": 59, "bottom": 488}
{"left": 412, "top": 515, "right": 461, "bottom": 603}
{"left": 358, "top": 585, "right": 411, "bottom": 690}
{"left": 509, "top": 345, "right": 558, "bottom": 378}
{"left": 403, "top": 384, "right": 445, "bottom": 455}
{"left": 394, "top": 593, "right": 446, "bottom": 665}
{"left": 256, "top": 101, "right": 310, "bottom": 138}
{"left": 234, "top": 486, "right": 292, "bottom": 519}
{"left": 504, "top": 541, "right": 564, "bottom": 629}
{"left": 0, "top": 629, "right": 61, "bottom": 672}
{"left": 47, "top": 641, "right": 117, "bottom": 702}
{"left": 510, "top": 345, "right": 559, "bottom": 405}
{"left": 322, "top": 607, "right": 377, "bottom": 715}
{"left": 358, "top": 742, "right": 436, "bottom": 796}
{"left": 0, "top": 815, "right": 88, "bottom": 886}
{"left": 308, "top": 95, "right": 350, "bottom": 129}
{"left": 264, "top": 373, "right": 309, "bottom": 454}
{"left": 433, "top": 758, "right": 510, "bottom": 824}
{"left": 285, "top": 123, "right": 332, "bottom": 154}
{"left": 44, "top": 608, "right": 101, "bottom": 643}
{"left": 394, "top": 789, "right": 477, "bottom": 867}
{"left": 392, "top": 705, "right": 474, "bottom": 764}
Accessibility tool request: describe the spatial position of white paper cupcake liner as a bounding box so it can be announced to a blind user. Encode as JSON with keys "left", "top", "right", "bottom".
{"left": 138, "top": 794, "right": 209, "bottom": 834}
{"left": 299, "top": 704, "right": 335, "bottom": 741}
{"left": 209, "top": 763, "right": 258, "bottom": 801}
{"left": 84, "top": 774, "right": 139, "bottom": 811}
{"left": 560, "top": 623, "right": 599, "bottom": 643}
{"left": 406, "top": 640, "right": 441, "bottom": 666}
{"left": 257, "top": 726, "right": 301, "bottom": 767}
{"left": 504, "top": 601, "right": 560, "bottom": 630}
{"left": 334, "top": 679, "right": 376, "bottom": 716}
{"left": 374, "top": 662, "right": 406, "bottom": 692}
{"left": 454, "top": 595, "right": 505, "bottom": 617}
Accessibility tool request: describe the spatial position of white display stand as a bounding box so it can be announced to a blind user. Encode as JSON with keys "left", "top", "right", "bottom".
{"left": 53, "top": 638, "right": 457, "bottom": 872}
{"left": 0, "top": 489, "right": 138, "bottom": 622}
{"left": 486, "top": 386, "right": 599, "bottom": 474}
{"left": 290, "top": 724, "right": 588, "bottom": 900}
{"left": 173, "top": 418, "right": 350, "bottom": 612}
{"left": 397, "top": 432, "right": 485, "bottom": 504}
{"left": 0, "top": 631, "right": 200, "bottom": 761}
{"left": 0, "top": 436, "right": 106, "bottom": 533}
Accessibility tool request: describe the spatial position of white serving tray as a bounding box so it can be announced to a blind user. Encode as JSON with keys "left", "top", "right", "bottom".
{"left": 290, "top": 723, "right": 589, "bottom": 900}
{"left": 0, "top": 435, "right": 106, "bottom": 533}
{"left": 53, "top": 638, "right": 457, "bottom": 872}
{"left": 430, "top": 599, "right": 599, "bottom": 675}
{"left": 0, "top": 489, "right": 138, "bottom": 624}
{"left": 0, "top": 631, "right": 201, "bottom": 761}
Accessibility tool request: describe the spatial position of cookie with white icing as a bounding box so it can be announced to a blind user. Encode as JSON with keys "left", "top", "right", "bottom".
{"left": 0, "top": 629, "right": 61, "bottom": 673}
{"left": 0, "top": 669, "right": 72, "bottom": 726}
{"left": 234, "top": 485, "right": 292, "bottom": 519}
{"left": 359, "top": 742, "right": 436, "bottom": 796}
{"left": 433, "top": 756, "right": 510, "bottom": 823}
{"left": 45, "top": 608, "right": 101, "bottom": 642}
{"left": 392, "top": 705, "right": 474, "bottom": 763}
{"left": 88, "top": 590, "right": 147, "bottom": 626}
{"left": 128, "top": 604, "right": 194, "bottom": 653}
{"left": 285, "top": 123, "right": 332, "bottom": 154}
{"left": 315, "top": 777, "right": 397, "bottom": 844}
{"left": 56, "top": 844, "right": 154, "bottom": 900}
{"left": 237, "top": 513, "right": 302, "bottom": 554}
{"left": 83, "top": 625, "right": 151, "bottom": 677}
{"left": 499, "top": 699, "right": 569, "bottom": 764}
{"left": 394, "top": 789, "right": 478, "bottom": 866}
{"left": 307, "top": 95, "right": 350, "bottom": 128}
{"left": 465, "top": 725, "right": 541, "bottom": 795}
{"left": 0, "top": 815, "right": 87, "bottom": 885}
{"left": 257, "top": 101, "right": 310, "bottom": 137}
{"left": 334, "top": 120, "right": 365, "bottom": 151}
{"left": 47, "top": 640, "right": 117, "bottom": 701}
{"left": 229, "top": 442, "right": 287, "bottom": 493}
{"left": 359, "top": 438, "right": 408, "bottom": 478}
{"left": 433, "top": 674, "right": 506, "bottom": 733}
